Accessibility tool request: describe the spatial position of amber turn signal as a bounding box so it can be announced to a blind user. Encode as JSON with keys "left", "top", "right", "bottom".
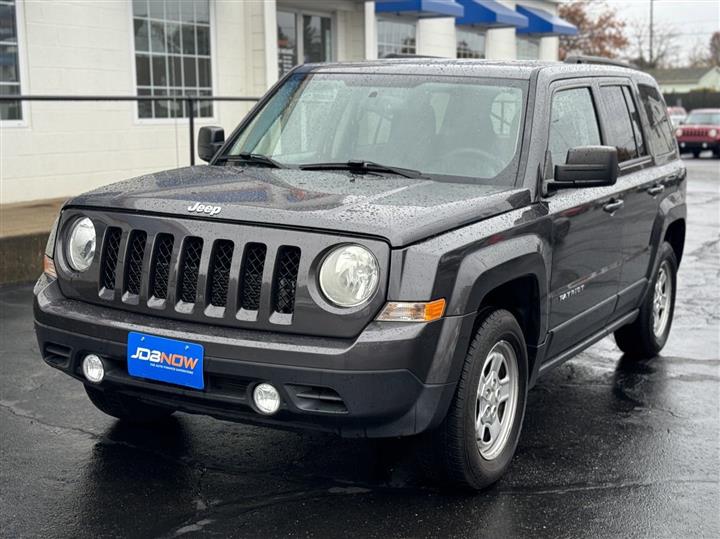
{"left": 376, "top": 298, "right": 446, "bottom": 322}
{"left": 43, "top": 255, "right": 57, "bottom": 279}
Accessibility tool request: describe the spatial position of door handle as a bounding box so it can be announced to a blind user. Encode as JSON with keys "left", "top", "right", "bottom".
{"left": 647, "top": 185, "right": 665, "bottom": 196}
{"left": 603, "top": 199, "right": 624, "bottom": 213}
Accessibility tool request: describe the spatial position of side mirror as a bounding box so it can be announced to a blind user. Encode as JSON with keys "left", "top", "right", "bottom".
{"left": 550, "top": 145, "right": 618, "bottom": 190}
{"left": 198, "top": 126, "right": 225, "bottom": 163}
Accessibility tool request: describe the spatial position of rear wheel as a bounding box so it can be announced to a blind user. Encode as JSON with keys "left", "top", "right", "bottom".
{"left": 85, "top": 386, "right": 175, "bottom": 423}
{"left": 419, "top": 309, "right": 528, "bottom": 490}
{"left": 614, "top": 242, "right": 677, "bottom": 358}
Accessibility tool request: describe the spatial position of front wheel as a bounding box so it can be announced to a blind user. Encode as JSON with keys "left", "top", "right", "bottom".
{"left": 614, "top": 242, "right": 678, "bottom": 358}
{"left": 419, "top": 309, "right": 528, "bottom": 490}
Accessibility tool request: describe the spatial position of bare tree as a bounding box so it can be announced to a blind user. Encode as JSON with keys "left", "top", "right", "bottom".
{"left": 711, "top": 31, "right": 720, "bottom": 66}
{"left": 686, "top": 32, "right": 720, "bottom": 67}
{"left": 625, "top": 20, "right": 680, "bottom": 69}
{"left": 558, "top": 1, "right": 629, "bottom": 60}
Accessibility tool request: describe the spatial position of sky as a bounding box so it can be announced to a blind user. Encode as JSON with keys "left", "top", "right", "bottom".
{"left": 590, "top": 0, "right": 720, "bottom": 66}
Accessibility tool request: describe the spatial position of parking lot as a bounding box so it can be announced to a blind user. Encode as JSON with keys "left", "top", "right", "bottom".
{"left": 1, "top": 157, "right": 718, "bottom": 538}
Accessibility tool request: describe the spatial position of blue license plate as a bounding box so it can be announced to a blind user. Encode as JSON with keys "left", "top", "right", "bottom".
{"left": 127, "top": 332, "right": 204, "bottom": 390}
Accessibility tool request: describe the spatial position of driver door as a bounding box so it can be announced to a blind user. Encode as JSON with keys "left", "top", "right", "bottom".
{"left": 543, "top": 82, "right": 625, "bottom": 360}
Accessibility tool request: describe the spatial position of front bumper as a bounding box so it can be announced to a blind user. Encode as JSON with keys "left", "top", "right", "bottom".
{"left": 34, "top": 276, "right": 472, "bottom": 438}
{"left": 677, "top": 139, "right": 719, "bottom": 152}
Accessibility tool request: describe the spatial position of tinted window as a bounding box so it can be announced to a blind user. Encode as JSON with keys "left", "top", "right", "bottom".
{"left": 622, "top": 86, "right": 646, "bottom": 157}
{"left": 549, "top": 87, "right": 601, "bottom": 167}
{"left": 638, "top": 84, "right": 676, "bottom": 156}
{"left": 600, "top": 86, "right": 639, "bottom": 162}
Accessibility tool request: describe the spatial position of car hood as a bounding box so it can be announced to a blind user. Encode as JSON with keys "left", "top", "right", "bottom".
{"left": 68, "top": 166, "right": 531, "bottom": 247}
{"left": 679, "top": 124, "right": 717, "bottom": 130}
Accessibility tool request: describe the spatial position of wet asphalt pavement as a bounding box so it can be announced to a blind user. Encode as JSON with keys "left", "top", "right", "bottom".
{"left": 1, "top": 157, "right": 719, "bottom": 538}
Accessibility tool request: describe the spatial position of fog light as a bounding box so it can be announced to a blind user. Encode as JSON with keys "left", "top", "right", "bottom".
{"left": 82, "top": 354, "right": 105, "bottom": 383}
{"left": 253, "top": 383, "right": 281, "bottom": 415}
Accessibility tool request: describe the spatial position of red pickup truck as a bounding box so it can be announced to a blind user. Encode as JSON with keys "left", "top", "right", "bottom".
{"left": 675, "top": 108, "right": 720, "bottom": 158}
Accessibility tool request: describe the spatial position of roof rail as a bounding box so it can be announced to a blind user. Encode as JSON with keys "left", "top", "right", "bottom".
{"left": 564, "top": 55, "right": 637, "bottom": 70}
{"left": 382, "top": 53, "right": 439, "bottom": 59}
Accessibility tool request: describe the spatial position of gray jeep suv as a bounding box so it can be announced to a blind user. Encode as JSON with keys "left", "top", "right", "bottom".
{"left": 34, "top": 58, "right": 686, "bottom": 490}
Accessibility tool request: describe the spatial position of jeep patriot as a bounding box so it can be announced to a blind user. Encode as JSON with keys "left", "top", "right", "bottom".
{"left": 34, "top": 58, "right": 686, "bottom": 490}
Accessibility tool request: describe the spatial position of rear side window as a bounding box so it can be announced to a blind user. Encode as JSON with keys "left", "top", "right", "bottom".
{"left": 638, "top": 84, "right": 676, "bottom": 156}
{"left": 599, "top": 86, "right": 641, "bottom": 162}
{"left": 622, "top": 87, "right": 646, "bottom": 157}
{"left": 548, "top": 87, "right": 601, "bottom": 166}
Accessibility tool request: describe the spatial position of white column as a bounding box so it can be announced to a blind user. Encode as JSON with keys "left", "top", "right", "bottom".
{"left": 416, "top": 17, "right": 456, "bottom": 57}
{"left": 263, "top": 0, "right": 278, "bottom": 88}
{"left": 538, "top": 36, "right": 559, "bottom": 61}
{"left": 485, "top": 27, "right": 517, "bottom": 60}
{"left": 364, "top": 1, "right": 377, "bottom": 60}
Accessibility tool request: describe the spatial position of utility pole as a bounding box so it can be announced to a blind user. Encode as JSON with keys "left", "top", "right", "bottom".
{"left": 649, "top": 0, "right": 654, "bottom": 66}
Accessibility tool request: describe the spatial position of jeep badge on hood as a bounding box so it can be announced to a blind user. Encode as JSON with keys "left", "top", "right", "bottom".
{"left": 187, "top": 202, "right": 221, "bottom": 216}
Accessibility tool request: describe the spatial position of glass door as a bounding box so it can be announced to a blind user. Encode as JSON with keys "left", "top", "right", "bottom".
{"left": 277, "top": 10, "right": 332, "bottom": 78}
{"left": 277, "top": 10, "right": 298, "bottom": 77}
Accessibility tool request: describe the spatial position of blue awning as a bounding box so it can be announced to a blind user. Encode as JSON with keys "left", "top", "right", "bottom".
{"left": 456, "top": 0, "right": 528, "bottom": 28}
{"left": 375, "top": 0, "right": 464, "bottom": 19}
{"left": 516, "top": 5, "right": 577, "bottom": 35}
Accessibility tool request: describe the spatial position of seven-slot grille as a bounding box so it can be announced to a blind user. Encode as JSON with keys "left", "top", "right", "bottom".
{"left": 97, "top": 229, "right": 301, "bottom": 318}
{"left": 680, "top": 127, "right": 709, "bottom": 137}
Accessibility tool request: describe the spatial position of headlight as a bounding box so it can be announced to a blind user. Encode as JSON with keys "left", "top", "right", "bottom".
{"left": 675, "top": 128, "right": 683, "bottom": 137}
{"left": 709, "top": 128, "right": 718, "bottom": 137}
{"left": 319, "top": 245, "right": 379, "bottom": 307}
{"left": 66, "top": 217, "right": 96, "bottom": 272}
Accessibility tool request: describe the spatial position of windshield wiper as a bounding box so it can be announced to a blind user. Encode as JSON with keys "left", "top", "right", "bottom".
{"left": 299, "top": 160, "right": 427, "bottom": 179}
{"left": 218, "top": 153, "right": 286, "bottom": 168}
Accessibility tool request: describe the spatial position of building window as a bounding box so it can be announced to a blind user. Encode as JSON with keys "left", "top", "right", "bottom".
{"left": 456, "top": 28, "right": 485, "bottom": 59}
{"left": 277, "top": 10, "right": 332, "bottom": 78}
{"left": 132, "top": 0, "right": 212, "bottom": 119}
{"left": 516, "top": 36, "right": 540, "bottom": 60}
{"left": 377, "top": 18, "right": 416, "bottom": 58}
{"left": 0, "top": 0, "right": 22, "bottom": 121}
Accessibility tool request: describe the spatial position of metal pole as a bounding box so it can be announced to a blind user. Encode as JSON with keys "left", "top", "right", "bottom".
{"left": 649, "top": 0, "right": 654, "bottom": 66}
{"left": 188, "top": 98, "right": 195, "bottom": 166}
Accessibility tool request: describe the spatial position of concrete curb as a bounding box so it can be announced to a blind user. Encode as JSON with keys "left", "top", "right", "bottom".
{"left": 0, "top": 232, "right": 48, "bottom": 285}
{"left": 0, "top": 197, "right": 65, "bottom": 286}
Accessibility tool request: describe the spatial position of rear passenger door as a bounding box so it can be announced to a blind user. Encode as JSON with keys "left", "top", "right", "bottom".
{"left": 543, "top": 82, "right": 625, "bottom": 360}
{"left": 596, "top": 80, "right": 674, "bottom": 314}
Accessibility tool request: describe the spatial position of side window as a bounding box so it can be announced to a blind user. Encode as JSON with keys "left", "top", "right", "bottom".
{"left": 548, "top": 87, "right": 601, "bottom": 167}
{"left": 599, "top": 86, "right": 640, "bottom": 162}
{"left": 622, "top": 87, "right": 646, "bottom": 157}
{"left": 638, "top": 84, "right": 676, "bottom": 156}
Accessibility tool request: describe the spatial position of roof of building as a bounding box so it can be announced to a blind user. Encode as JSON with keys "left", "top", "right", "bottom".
{"left": 647, "top": 66, "right": 719, "bottom": 84}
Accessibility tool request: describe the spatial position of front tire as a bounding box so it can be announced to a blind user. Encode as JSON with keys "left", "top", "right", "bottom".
{"left": 614, "top": 242, "right": 678, "bottom": 358}
{"left": 419, "top": 309, "right": 528, "bottom": 490}
{"left": 85, "top": 386, "right": 175, "bottom": 423}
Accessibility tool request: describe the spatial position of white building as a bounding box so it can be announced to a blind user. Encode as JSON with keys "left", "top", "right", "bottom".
{"left": 0, "top": 0, "right": 575, "bottom": 204}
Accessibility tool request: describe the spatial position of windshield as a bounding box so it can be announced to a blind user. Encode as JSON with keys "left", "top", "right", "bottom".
{"left": 226, "top": 73, "right": 528, "bottom": 184}
{"left": 685, "top": 112, "right": 720, "bottom": 125}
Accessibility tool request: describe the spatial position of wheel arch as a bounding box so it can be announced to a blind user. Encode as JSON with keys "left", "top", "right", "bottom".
{"left": 664, "top": 218, "right": 685, "bottom": 267}
{"left": 438, "top": 239, "right": 549, "bottom": 387}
